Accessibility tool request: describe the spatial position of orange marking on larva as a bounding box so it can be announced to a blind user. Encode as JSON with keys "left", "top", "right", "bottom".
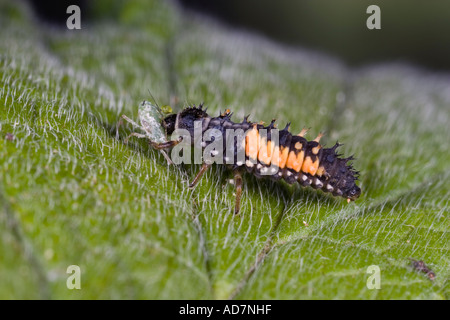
{"left": 316, "top": 166, "right": 325, "bottom": 177}
{"left": 276, "top": 145, "right": 290, "bottom": 169}
{"left": 298, "top": 127, "right": 309, "bottom": 137}
{"left": 270, "top": 145, "right": 281, "bottom": 168}
{"left": 296, "top": 150, "right": 305, "bottom": 172}
{"left": 312, "top": 145, "right": 321, "bottom": 155}
{"left": 286, "top": 150, "right": 303, "bottom": 172}
{"left": 258, "top": 138, "right": 273, "bottom": 165}
{"left": 286, "top": 151, "right": 297, "bottom": 171}
{"left": 301, "top": 156, "right": 312, "bottom": 173}
{"left": 245, "top": 125, "right": 259, "bottom": 159}
{"left": 301, "top": 156, "right": 320, "bottom": 176}
{"left": 314, "top": 132, "right": 324, "bottom": 143}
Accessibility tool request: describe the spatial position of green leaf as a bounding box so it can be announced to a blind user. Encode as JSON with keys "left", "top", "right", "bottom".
{"left": 0, "top": 0, "right": 448, "bottom": 299}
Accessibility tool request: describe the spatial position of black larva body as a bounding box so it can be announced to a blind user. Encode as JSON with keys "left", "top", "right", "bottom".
{"left": 162, "top": 105, "right": 361, "bottom": 202}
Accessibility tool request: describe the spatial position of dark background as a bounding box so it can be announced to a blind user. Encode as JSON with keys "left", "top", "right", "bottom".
{"left": 28, "top": 0, "right": 450, "bottom": 71}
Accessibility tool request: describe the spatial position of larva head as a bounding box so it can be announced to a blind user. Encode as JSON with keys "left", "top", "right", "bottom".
{"left": 162, "top": 105, "right": 209, "bottom": 136}
{"left": 321, "top": 144, "right": 361, "bottom": 202}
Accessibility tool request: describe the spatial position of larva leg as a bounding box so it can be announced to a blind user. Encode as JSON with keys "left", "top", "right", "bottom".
{"left": 188, "top": 163, "right": 211, "bottom": 189}
{"left": 233, "top": 170, "right": 243, "bottom": 215}
{"left": 149, "top": 138, "right": 182, "bottom": 150}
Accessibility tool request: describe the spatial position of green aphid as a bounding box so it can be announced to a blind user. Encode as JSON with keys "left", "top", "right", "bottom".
{"left": 121, "top": 100, "right": 173, "bottom": 164}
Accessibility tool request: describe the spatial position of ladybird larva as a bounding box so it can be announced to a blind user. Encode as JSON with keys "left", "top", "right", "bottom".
{"left": 124, "top": 103, "right": 361, "bottom": 214}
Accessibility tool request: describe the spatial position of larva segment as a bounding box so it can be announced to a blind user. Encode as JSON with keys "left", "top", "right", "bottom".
{"left": 271, "top": 125, "right": 292, "bottom": 172}
{"left": 301, "top": 156, "right": 319, "bottom": 176}
{"left": 283, "top": 136, "right": 304, "bottom": 173}
{"left": 257, "top": 136, "right": 273, "bottom": 165}
{"left": 270, "top": 144, "right": 287, "bottom": 170}
{"left": 286, "top": 150, "right": 302, "bottom": 172}
{"left": 245, "top": 124, "right": 259, "bottom": 161}
{"left": 276, "top": 145, "right": 290, "bottom": 169}
{"left": 252, "top": 124, "right": 280, "bottom": 177}
{"left": 316, "top": 165, "right": 326, "bottom": 177}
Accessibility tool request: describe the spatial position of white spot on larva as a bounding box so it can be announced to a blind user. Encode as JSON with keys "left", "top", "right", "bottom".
{"left": 301, "top": 174, "right": 307, "bottom": 181}
{"left": 313, "top": 178, "right": 323, "bottom": 188}
{"left": 326, "top": 184, "right": 334, "bottom": 191}
{"left": 278, "top": 172, "right": 282, "bottom": 176}
{"left": 287, "top": 171, "right": 292, "bottom": 176}
{"left": 201, "top": 142, "right": 207, "bottom": 147}
{"left": 211, "top": 150, "right": 219, "bottom": 156}
{"left": 245, "top": 160, "right": 254, "bottom": 167}
{"left": 236, "top": 161, "right": 244, "bottom": 166}
{"left": 257, "top": 164, "right": 262, "bottom": 169}
{"left": 224, "top": 156, "right": 230, "bottom": 162}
